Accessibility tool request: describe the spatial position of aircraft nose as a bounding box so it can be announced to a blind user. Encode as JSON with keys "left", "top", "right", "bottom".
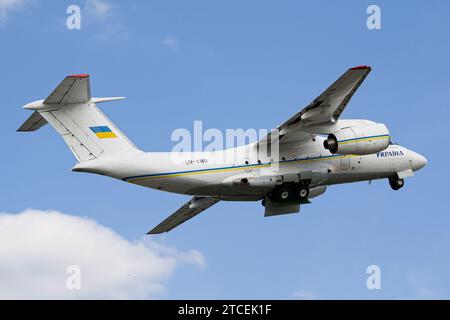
{"left": 412, "top": 152, "right": 427, "bottom": 171}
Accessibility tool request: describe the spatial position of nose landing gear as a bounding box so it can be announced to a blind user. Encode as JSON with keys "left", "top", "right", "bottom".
{"left": 389, "top": 175, "right": 404, "bottom": 190}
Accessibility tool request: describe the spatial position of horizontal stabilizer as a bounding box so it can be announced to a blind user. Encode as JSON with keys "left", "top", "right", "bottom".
{"left": 17, "top": 111, "right": 48, "bottom": 132}
{"left": 91, "top": 97, "right": 125, "bottom": 104}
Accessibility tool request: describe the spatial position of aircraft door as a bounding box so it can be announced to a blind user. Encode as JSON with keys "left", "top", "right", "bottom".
{"left": 340, "top": 156, "right": 350, "bottom": 170}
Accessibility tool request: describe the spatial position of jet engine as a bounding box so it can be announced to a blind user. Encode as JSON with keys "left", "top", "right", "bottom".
{"left": 323, "top": 123, "right": 390, "bottom": 155}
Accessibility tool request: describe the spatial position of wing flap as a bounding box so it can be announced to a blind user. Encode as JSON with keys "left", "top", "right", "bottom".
{"left": 148, "top": 197, "right": 220, "bottom": 234}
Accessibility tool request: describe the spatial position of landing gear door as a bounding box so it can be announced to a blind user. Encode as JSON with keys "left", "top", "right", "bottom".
{"left": 264, "top": 195, "right": 300, "bottom": 217}
{"left": 340, "top": 156, "right": 350, "bottom": 170}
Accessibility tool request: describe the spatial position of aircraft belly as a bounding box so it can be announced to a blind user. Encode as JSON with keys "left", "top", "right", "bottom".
{"left": 326, "top": 171, "right": 393, "bottom": 185}
{"left": 187, "top": 184, "right": 268, "bottom": 198}
{"left": 144, "top": 169, "right": 272, "bottom": 198}
{"left": 131, "top": 177, "right": 194, "bottom": 195}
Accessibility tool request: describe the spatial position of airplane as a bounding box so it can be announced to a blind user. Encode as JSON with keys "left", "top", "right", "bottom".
{"left": 18, "top": 66, "right": 427, "bottom": 234}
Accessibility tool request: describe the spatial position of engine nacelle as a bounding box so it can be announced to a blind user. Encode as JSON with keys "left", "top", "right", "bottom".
{"left": 323, "top": 123, "right": 390, "bottom": 155}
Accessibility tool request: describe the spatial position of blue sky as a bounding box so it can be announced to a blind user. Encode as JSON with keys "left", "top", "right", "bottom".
{"left": 1, "top": 0, "right": 449, "bottom": 299}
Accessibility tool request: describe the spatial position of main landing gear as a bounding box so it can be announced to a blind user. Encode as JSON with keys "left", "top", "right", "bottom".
{"left": 389, "top": 175, "right": 404, "bottom": 191}
{"left": 267, "top": 183, "right": 310, "bottom": 203}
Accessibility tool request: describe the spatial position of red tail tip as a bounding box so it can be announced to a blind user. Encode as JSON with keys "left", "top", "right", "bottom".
{"left": 349, "top": 65, "right": 371, "bottom": 70}
{"left": 68, "top": 74, "right": 89, "bottom": 78}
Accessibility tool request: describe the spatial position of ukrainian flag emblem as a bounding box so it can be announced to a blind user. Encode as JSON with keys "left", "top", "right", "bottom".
{"left": 90, "top": 126, "right": 117, "bottom": 139}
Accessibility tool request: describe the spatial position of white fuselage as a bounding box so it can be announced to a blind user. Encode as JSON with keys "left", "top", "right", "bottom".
{"left": 73, "top": 135, "right": 426, "bottom": 201}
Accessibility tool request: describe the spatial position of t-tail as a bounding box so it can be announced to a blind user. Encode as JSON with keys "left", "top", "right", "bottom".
{"left": 17, "top": 74, "right": 140, "bottom": 162}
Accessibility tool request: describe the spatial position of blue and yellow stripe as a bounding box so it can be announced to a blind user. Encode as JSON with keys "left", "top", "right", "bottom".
{"left": 90, "top": 126, "right": 117, "bottom": 139}
{"left": 123, "top": 153, "right": 359, "bottom": 183}
{"left": 338, "top": 134, "right": 389, "bottom": 145}
{"left": 123, "top": 135, "right": 389, "bottom": 183}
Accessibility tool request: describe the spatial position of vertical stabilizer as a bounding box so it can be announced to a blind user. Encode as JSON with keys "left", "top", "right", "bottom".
{"left": 18, "top": 74, "right": 140, "bottom": 162}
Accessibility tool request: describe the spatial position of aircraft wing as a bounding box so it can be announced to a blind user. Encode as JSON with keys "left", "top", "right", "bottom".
{"left": 148, "top": 197, "right": 220, "bottom": 234}
{"left": 265, "top": 66, "right": 371, "bottom": 144}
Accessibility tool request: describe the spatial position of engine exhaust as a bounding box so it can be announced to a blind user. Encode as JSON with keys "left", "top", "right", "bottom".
{"left": 323, "top": 134, "right": 338, "bottom": 153}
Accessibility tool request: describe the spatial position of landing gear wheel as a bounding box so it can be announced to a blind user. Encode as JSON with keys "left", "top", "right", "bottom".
{"left": 389, "top": 176, "right": 404, "bottom": 190}
{"left": 272, "top": 185, "right": 292, "bottom": 202}
{"left": 297, "top": 186, "right": 310, "bottom": 200}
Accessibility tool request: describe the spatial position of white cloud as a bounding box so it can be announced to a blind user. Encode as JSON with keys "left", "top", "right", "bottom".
{"left": 84, "top": 0, "right": 128, "bottom": 39}
{"left": 0, "top": 209, "right": 205, "bottom": 299}
{"left": 292, "top": 289, "right": 318, "bottom": 300}
{"left": 85, "top": 0, "right": 115, "bottom": 19}
{"left": 0, "top": 0, "right": 27, "bottom": 23}
{"left": 162, "top": 36, "right": 179, "bottom": 49}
